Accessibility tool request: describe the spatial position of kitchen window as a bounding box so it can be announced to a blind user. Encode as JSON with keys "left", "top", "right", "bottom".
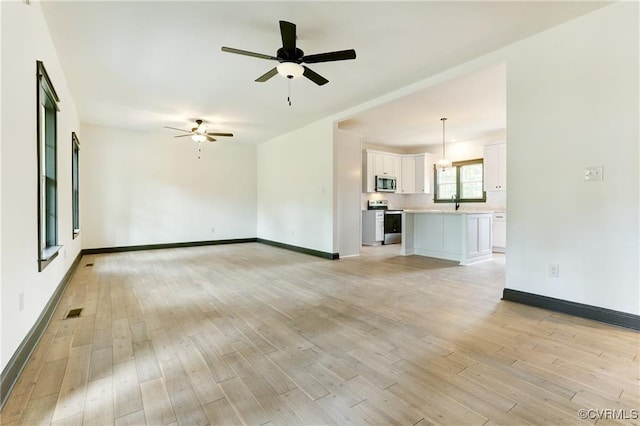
{"left": 37, "top": 61, "right": 61, "bottom": 271}
{"left": 434, "top": 158, "right": 486, "bottom": 203}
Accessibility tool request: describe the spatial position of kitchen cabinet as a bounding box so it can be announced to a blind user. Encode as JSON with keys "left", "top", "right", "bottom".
{"left": 363, "top": 150, "right": 432, "bottom": 194}
{"left": 363, "top": 150, "right": 401, "bottom": 192}
{"left": 399, "top": 156, "right": 415, "bottom": 193}
{"left": 466, "top": 214, "right": 492, "bottom": 258}
{"left": 401, "top": 210, "right": 493, "bottom": 265}
{"left": 484, "top": 143, "right": 506, "bottom": 191}
{"left": 492, "top": 212, "right": 506, "bottom": 252}
{"left": 374, "top": 153, "right": 397, "bottom": 176}
{"left": 398, "top": 153, "right": 433, "bottom": 194}
{"left": 362, "top": 210, "right": 384, "bottom": 246}
{"left": 413, "top": 153, "right": 434, "bottom": 194}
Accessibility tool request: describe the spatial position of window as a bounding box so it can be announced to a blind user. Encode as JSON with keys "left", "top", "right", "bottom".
{"left": 37, "top": 61, "right": 61, "bottom": 271}
{"left": 72, "top": 132, "right": 80, "bottom": 238}
{"left": 434, "top": 158, "right": 486, "bottom": 203}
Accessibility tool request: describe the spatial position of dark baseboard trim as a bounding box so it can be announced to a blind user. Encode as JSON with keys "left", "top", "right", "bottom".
{"left": 0, "top": 251, "right": 84, "bottom": 409}
{"left": 502, "top": 288, "right": 640, "bottom": 331}
{"left": 257, "top": 238, "right": 339, "bottom": 260}
{"left": 82, "top": 238, "right": 258, "bottom": 255}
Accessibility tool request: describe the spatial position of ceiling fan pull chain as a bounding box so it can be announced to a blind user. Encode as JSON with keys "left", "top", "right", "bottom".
{"left": 197, "top": 141, "right": 202, "bottom": 160}
{"left": 288, "top": 79, "right": 293, "bottom": 106}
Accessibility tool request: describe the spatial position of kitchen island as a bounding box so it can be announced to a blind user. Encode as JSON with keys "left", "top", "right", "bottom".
{"left": 401, "top": 210, "right": 493, "bottom": 265}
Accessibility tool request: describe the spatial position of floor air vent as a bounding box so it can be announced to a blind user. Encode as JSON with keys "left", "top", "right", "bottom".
{"left": 85, "top": 263, "right": 94, "bottom": 267}
{"left": 65, "top": 308, "right": 83, "bottom": 319}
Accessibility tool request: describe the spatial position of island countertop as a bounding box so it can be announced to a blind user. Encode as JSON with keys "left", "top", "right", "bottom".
{"left": 403, "top": 209, "right": 494, "bottom": 215}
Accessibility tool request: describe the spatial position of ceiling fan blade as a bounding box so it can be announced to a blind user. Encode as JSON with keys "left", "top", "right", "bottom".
{"left": 207, "top": 132, "right": 233, "bottom": 137}
{"left": 174, "top": 134, "right": 193, "bottom": 138}
{"left": 280, "top": 20, "right": 296, "bottom": 52}
{"left": 302, "top": 49, "right": 357, "bottom": 64}
{"left": 206, "top": 136, "right": 217, "bottom": 142}
{"left": 164, "top": 126, "right": 192, "bottom": 133}
{"left": 255, "top": 67, "right": 278, "bottom": 82}
{"left": 303, "top": 66, "right": 329, "bottom": 86}
{"left": 221, "top": 46, "right": 278, "bottom": 61}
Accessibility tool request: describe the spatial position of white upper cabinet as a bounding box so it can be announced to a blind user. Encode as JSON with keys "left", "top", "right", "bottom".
{"left": 363, "top": 150, "right": 401, "bottom": 192}
{"left": 413, "top": 153, "right": 434, "bottom": 194}
{"left": 399, "top": 156, "right": 415, "bottom": 194}
{"left": 484, "top": 143, "right": 507, "bottom": 191}
{"left": 363, "top": 150, "right": 433, "bottom": 194}
{"left": 400, "top": 153, "right": 433, "bottom": 194}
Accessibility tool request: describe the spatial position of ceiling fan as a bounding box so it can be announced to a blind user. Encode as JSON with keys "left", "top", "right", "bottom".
{"left": 221, "top": 20, "right": 356, "bottom": 87}
{"left": 164, "top": 119, "right": 233, "bottom": 143}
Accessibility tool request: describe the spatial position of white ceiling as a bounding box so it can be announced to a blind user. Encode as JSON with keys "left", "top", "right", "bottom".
{"left": 338, "top": 62, "right": 507, "bottom": 147}
{"left": 40, "top": 1, "right": 608, "bottom": 146}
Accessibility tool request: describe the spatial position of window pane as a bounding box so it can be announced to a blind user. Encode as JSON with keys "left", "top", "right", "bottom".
{"left": 46, "top": 177, "right": 56, "bottom": 246}
{"left": 437, "top": 167, "right": 456, "bottom": 184}
{"left": 459, "top": 163, "right": 484, "bottom": 200}
{"left": 461, "top": 182, "right": 483, "bottom": 199}
{"left": 437, "top": 183, "right": 457, "bottom": 200}
{"left": 460, "top": 163, "right": 483, "bottom": 182}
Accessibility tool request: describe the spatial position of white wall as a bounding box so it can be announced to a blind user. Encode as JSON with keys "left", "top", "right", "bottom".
{"left": 81, "top": 124, "right": 257, "bottom": 248}
{"left": 257, "top": 120, "right": 335, "bottom": 254}
{"left": 506, "top": 2, "right": 639, "bottom": 314}
{"left": 1, "top": 1, "right": 82, "bottom": 370}
{"left": 334, "top": 129, "right": 362, "bottom": 257}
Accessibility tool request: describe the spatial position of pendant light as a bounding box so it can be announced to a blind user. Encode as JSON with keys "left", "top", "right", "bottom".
{"left": 436, "top": 117, "right": 452, "bottom": 170}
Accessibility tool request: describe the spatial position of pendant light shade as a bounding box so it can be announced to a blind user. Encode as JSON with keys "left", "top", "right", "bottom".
{"left": 436, "top": 117, "right": 452, "bottom": 170}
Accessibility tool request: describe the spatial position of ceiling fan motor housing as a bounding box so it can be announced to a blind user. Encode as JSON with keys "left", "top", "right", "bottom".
{"left": 277, "top": 47, "right": 304, "bottom": 63}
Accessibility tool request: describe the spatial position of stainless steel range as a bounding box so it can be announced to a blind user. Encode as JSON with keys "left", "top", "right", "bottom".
{"left": 367, "top": 200, "right": 402, "bottom": 245}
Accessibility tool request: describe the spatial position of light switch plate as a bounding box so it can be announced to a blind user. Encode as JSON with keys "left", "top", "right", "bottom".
{"left": 584, "top": 166, "right": 604, "bottom": 181}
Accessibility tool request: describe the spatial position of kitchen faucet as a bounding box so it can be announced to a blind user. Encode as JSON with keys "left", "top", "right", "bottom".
{"left": 451, "top": 194, "right": 460, "bottom": 211}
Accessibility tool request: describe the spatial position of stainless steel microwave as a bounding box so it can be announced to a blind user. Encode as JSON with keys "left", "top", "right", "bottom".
{"left": 375, "top": 175, "right": 397, "bottom": 192}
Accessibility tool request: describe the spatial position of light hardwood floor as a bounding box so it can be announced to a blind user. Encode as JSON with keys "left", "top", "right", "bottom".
{"left": 1, "top": 243, "right": 638, "bottom": 425}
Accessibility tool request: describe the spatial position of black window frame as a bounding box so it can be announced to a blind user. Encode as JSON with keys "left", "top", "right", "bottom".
{"left": 72, "top": 132, "right": 80, "bottom": 239}
{"left": 37, "top": 61, "right": 61, "bottom": 271}
{"left": 433, "top": 158, "right": 487, "bottom": 204}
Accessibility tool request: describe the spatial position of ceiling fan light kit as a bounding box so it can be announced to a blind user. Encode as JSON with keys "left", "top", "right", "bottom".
{"left": 277, "top": 62, "right": 304, "bottom": 79}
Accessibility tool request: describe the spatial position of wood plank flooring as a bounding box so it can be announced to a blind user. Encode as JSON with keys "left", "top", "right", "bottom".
{"left": 2, "top": 243, "right": 638, "bottom": 425}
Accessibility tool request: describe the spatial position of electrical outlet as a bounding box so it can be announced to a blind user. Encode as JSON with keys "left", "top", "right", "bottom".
{"left": 584, "top": 166, "right": 604, "bottom": 181}
{"left": 549, "top": 264, "right": 560, "bottom": 278}
{"left": 19, "top": 292, "right": 24, "bottom": 312}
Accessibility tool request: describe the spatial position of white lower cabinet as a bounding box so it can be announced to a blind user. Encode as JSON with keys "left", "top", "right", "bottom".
{"left": 467, "top": 214, "right": 492, "bottom": 258}
{"left": 362, "top": 210, "right": 384, "bottom": 246}
{"left": 402, "top": 211, "right": 493, "bottom": 265}
{"left": 492, "top": 212, "right": 506, "bottom": 252}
